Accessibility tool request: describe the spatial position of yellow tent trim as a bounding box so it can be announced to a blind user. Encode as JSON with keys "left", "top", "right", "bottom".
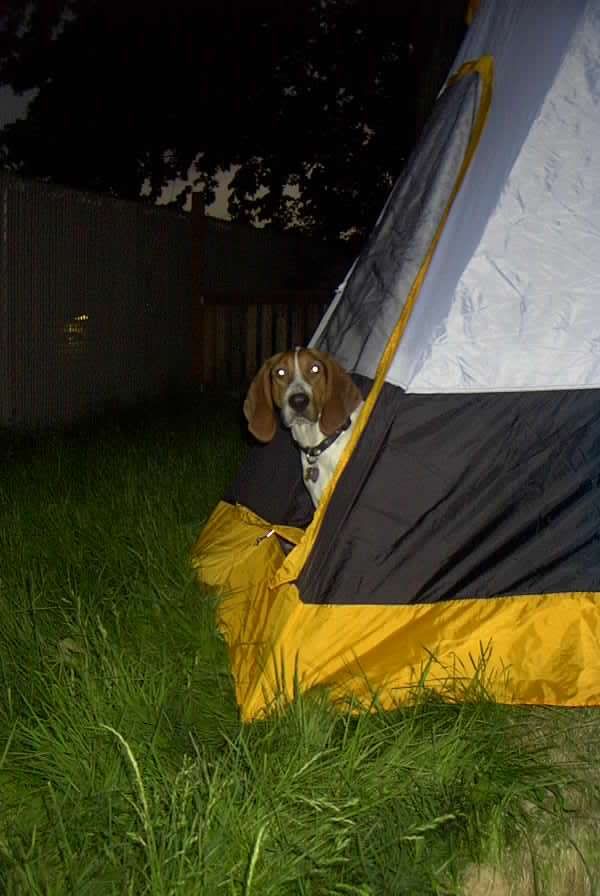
{"left": 192, "top": 501, "right": 600, "bottom": 721}
{"left": 273, "top": 55, "right": 494, "bottom": 590}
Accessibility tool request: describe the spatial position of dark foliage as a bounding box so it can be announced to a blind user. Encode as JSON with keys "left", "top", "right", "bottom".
{"left": 0, "top": 0, "right": 465, "bottom": 242}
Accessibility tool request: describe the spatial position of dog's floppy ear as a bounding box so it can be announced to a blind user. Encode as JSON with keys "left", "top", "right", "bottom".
{"left": 314, "top": 351, "right": 363, "bottom": 436}
{"left": 243, "top": 355, "right": 281, "bottom": 442}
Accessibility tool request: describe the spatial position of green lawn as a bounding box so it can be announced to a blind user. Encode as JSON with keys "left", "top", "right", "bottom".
{"left": 0, "top": 398, "right": 598, "bottom": 895}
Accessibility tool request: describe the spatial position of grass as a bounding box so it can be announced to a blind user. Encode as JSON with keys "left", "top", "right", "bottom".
{"left": 0, "top": 395, "right": 599, "bottom": 894}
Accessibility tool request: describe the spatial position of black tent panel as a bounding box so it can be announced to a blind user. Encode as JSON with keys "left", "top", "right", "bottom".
{"left": 299, "top": 386, "right": 600, "bottom": 604}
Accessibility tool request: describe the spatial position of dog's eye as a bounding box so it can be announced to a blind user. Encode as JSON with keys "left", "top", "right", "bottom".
{"left": 275, "top": 368, "right": 286, "bottom": 378}
{"left": 310, "top": 363, "right": 320, "bottom": 374}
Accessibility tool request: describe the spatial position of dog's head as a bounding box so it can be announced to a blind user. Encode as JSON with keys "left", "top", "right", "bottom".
{"left": 243, "top": 348, "right": 363, "bottom": 442}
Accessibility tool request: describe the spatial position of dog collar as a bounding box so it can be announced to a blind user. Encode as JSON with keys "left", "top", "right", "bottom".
{"left": 295, "top": 417, "right": 352, "bottom": 465}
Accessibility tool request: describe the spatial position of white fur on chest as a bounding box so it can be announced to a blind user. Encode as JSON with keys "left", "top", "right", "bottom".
{"left": 291, "top": 403, "right": 363, "bottom": 506}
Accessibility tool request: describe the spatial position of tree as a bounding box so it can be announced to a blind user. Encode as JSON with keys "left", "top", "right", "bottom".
{"left": 0, "top": 0, "right": 466, "bottom": 243}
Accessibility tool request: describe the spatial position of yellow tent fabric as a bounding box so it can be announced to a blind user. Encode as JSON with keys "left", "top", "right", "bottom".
{"left": 192, "top": 501, "right": 600, "bottom": 721}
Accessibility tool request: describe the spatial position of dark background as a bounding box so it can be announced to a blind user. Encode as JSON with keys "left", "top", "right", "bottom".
{"left": 0, "top": 0, "right": 467, "bottom": 246}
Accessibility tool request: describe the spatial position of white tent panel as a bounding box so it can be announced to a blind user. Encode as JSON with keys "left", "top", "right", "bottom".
{"left": 402, "top": 0, "right": 600, "bottom": 392}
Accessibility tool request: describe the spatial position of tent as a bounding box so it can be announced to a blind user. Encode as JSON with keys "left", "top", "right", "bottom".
{"left": 192, "top": 0, "right": 600, "bottom": 721}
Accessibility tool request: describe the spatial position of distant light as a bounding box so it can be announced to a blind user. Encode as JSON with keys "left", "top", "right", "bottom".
{"left": 63, "top": 312, "right": 89, "bottom": 353}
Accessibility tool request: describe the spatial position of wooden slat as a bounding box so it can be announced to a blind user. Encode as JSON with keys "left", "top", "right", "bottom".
{"left": 192, "top": 301, "right": 206, "bottom": 381}
{"left": 230, "top": 304, "right": 243, "bottom": 387}
{"left": 260, "top": 304, "right": 273, "bottom": 363}
{"left": 245, "top": 305, "right": 258, "bottom": 381}
{"left": 274, "top": 304, "right": 287, "bottom": 353}
{"left": 307, "top": 302, "right": 324, "bottom": 340}
{"left": 290, "top": 302, "right": 304, "bottom": 348}
{"left": 215, "top": 305, "right": 228, "bottom": 385}
{"left": 203, "top": 304, "right": 216, "bottom": 385}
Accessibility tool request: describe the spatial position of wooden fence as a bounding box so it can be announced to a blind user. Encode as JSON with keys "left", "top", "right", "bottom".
{"left": 0, "top": 173, "right": 191, "bottom": 429}
{"left": 192, "top": 290, "right": 328, "bottom": 391}
{"left": 192, "top": 204, "right": 350, "bottom": 392}
{"left": 0, "top": 177, "right": 348, "bottom": 427}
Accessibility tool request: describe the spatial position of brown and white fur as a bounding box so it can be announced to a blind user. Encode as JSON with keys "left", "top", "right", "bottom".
{"left": 243, "top": 348, "right": 363, "bottom": 506}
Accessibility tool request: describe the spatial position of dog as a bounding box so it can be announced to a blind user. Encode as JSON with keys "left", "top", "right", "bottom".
{"left": 243, "top": 348, "right": 364, "bottom": 506}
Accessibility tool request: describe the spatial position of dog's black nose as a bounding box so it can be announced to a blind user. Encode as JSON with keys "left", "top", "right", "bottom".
{"left": 288, "top": 392, "right": 310, "bottom": 413}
